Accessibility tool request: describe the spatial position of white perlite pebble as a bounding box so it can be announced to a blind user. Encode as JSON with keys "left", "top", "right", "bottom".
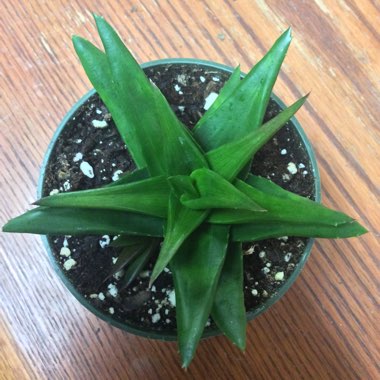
{"left": 178, "top": 105, "right": 185, "bottom": 112}
{"left": 108, "top": 283, "right": 118, "bottom": 297}
{"left": 112, "top": 257, "right": 117, "bottom": 264}
{"left": 174, "top": 84, "right": 181, "bottom": 92}
{"left": 92, "top": 119, "right": 108, "bottom": 128}
{"left": 63, "top": 258, "right": 76, "bottom": 271}
{"left": 109, "top": 307, "right": 115, "bottom": 315}
{"left": 168, "top": 290, "right": 176, "bottom": 307}
{"left": 89, "top": 294, "right": 98, "bottom": 299}
{"left": 262, "top": 267, "right": 270, "bottom": 274}
{"left": 73, "top": 152, "right": 83, "bottom": 162}
{"left": 298, "top": 163, "right": 306, "bottom": 169}
{"left": 204, "top": 92, "right": 219, "bottom": 110}
{"left": 251, "top": 289, "right": 258, "bottom": 296}
{"left": 151, "top": 285, "right": 156, "bottom": 293}
{"left": 152, "top": 313, "right": 161, "bottom": 323}
{"left": 177, "top": 74, "right": 187, "bottom": 85}
{"left": 212, "top": 76, "right": 220, "bottom": 82}
{"left": 63, "top": 180, "right": 71, "bottom": 191}
{"left": 280, "top": 149, "right": 287, "bottom": 155}
{"left": 113, "top": 270, "right": 124, "bottom": 280}
{"left": 139, "top": 270, "right": 150, "bottom": 278}
{"left": 287, "top": 162, "right": 298, "bottom": 174}
{"left": 200, "top": 76, "right": 206, "bottom": 83}
{"left": 112, "top": 169, "right": 123, "bottom": 182}
{"left": 99, "top": 235, "right": 110, "bottom": 248}
{"left": 98, "top": 292, "right": 105, "bottom": 301}
{"left": 63, "top": 237, "right": 69, "bottom": 247}
{"left": 60, "top": 247, "right": 71, "bottom": 257}
{"left": 245, "top": 246, "right": 255, "bottom": 255}
{"left": 96, "top": 108, "right": 102, "bottom": 114}
{"left": 284, "top": 252, "right": 292, "bottom": 262}
{"left": 49, "top": 189, "right": 59, "bottom": 196}
{"left": 80, "top": 161, "right": 95, "bottom": 178}
{"left": 275, "top": 272, "right": 285, "bottom": 281}
{"left": 259, "top": 251, "right": 266, "bottom": 258}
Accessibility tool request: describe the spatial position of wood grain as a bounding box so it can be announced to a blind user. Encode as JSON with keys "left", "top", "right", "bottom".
{"left": 0, "top": 1, "right": 379, "bottom": 379}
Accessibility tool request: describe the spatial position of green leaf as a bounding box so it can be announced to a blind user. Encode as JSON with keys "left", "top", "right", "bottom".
{"left": 211, "top": 242, "right": 246, "bottom": 350}
{"left": 85, "top": 15, "right": 208, "bottom": 176}
{"left": 150, "top": 193, "right": 208, "bottom": 285}
{"left": 231, "top": 219, "right": 368, "bottom": 241}
{"left": 208, "top": 175, "right": 367, "bottom": 239}
{"left": 200, "top": 65, "right": 241, "bottom": 118}
{"left": 206, "top": 95, "right": 308, "bottom": 181}
{"left": 72, "top": 36, "right": 116, "bottom": 109}
{"left": 181, "top": 168, "right": 265, "bottom": 212}
{"left": 210, "top": 175, "right": 358, "bottom": 225}
{"left": 247, "top": 174, "right": 309, "bottom": 198}
{"left": 120, "top": 239, "right": 159, "bottom": 289}
{"left": 171, "top": 224, "right": 230, "bottom": 368}
{"left": 104, "top": 242, "right": 148, "bottom": 282}
{"left": 193, "top": 28, "right": 292, "bottom": 151}
{"left": 35, "top": 176, "right": 170, "bottom": 218}
{"left": 167, "top": 175, "right": 199, "bottom": 200}
{"left": 2, "top": 207, "right": 164, "bottom": 237}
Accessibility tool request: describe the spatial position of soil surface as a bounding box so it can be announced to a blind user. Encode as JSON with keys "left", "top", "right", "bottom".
{"left": 43, "top": 63, "right": 315, "bottom": 334}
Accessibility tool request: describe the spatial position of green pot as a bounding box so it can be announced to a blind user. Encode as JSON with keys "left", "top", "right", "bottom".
{"left": 38, "top": 59, "right": 321, "bottom": 341}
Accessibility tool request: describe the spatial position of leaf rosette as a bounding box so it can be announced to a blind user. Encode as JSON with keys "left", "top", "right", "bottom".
{"left": 3, "top": 15, "right": 367, "bottom": 368}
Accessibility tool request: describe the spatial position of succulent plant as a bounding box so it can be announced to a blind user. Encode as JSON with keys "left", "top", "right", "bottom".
{"left": 3, "top": 15, "right": 367, "bottom": 367}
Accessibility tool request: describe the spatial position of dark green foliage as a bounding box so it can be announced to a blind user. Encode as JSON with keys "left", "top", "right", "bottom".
{"left": 3, "top": 16, "right": 367, "bottom": 368}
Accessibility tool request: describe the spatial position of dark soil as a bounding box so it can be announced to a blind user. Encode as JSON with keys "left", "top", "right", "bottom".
{"left": 43, "top": 63, "right": 315, "bottom": 334}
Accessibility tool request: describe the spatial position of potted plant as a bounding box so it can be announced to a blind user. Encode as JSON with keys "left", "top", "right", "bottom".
{"left": 3, "top": 15, "right": 366, "bottom": 367}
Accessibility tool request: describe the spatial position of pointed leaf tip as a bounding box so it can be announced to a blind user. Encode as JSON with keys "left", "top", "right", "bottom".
{"left": 181, "top": 356, "right": 192, "bottom": 369}
{"left": 71, "top": 35, "right": 85, "bottom": 47}
{"left": 350, "top": 221, "right": 368, "bottom": 236}
{"left": 280, "top": 27, "right": 292, "bottom": 47}
{"left": 93, "top": 13, "right": 102, "bottom": 21}
{"left": 94, "top": 14, "right": 107, "bottom": 30}
{"left": 147, "top": 275, "right": 157, "bottom": 289}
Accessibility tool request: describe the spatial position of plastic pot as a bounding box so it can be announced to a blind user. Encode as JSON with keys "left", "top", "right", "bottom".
{"left": 38, "top": 59, "right": 321, "bottom": 341}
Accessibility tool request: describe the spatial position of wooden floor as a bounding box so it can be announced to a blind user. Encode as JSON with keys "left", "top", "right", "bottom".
{"left": 0, "top": 1, "right": 379, "bottom": 379}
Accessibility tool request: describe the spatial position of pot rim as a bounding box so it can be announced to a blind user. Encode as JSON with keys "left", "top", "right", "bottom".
{"left": 38, "top": 58, "right": 321, "bottom": 341}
